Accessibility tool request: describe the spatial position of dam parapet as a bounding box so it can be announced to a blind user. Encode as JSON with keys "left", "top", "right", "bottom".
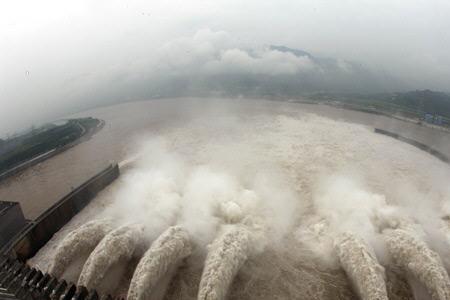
{"left": 0, "top": 202, "right": 28, "bottom": 251}
{"left": 0, "top": 164, "right": 120, "bottom": 300}
{"left": 0, "top": 256, "right": 108, "bottom": 300}
{"left": 374, "top": 128, "right": 449, "bottom": 163}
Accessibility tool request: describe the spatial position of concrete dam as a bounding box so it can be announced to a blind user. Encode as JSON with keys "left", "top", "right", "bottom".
{"left": 3, "top": 100, "right": 450, "bottom": 300}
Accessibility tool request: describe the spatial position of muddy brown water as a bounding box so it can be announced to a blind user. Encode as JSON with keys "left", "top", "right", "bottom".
{"left": 1, "top": 98, "right": 449, "bottom": 220}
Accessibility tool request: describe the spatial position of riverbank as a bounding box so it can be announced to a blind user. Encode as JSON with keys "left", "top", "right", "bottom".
{"left": 0, "top": 118, "right": 104, "bottom": 182}
{"left": 1, "top": 98, "right": 450, "bottom": 219}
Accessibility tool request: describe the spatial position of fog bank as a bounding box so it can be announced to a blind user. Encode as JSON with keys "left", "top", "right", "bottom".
{"left": 1, "top": 0, "right": 450, "bottom": 136}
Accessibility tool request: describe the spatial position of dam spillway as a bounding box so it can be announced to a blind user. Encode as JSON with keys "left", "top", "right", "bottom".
{"left": 3, "top": 100, "right": 450, "bottom": 300}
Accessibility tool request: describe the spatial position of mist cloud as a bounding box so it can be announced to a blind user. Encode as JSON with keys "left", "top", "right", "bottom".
{"left": 1, "top": 0, "right": 450, "bottom": 135}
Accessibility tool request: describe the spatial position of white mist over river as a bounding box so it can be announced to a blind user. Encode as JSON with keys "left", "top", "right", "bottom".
{"left": 5, "top": 98, "right": 450, "bottom": 299}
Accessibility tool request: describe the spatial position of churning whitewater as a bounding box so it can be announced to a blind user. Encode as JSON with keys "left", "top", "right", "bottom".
{"left": 384, "top": 228, "right": 450, "bottom": 300}
{"left": 128, "top": 226, "right": 192, "bottom": 300}
{"left": 78, "top": 224, "right": 144, "bottom": 290}
{"left": 28, "top": 102, "right": 450, "bottom": 300}
{"left": 198, "top": 226, "right": 252, "bottom": 300}
{"left": 335, "top": 233, "right": 388, "bottom": 300}
{"left": 48, "top": 219, "right": 114, "bottom": 278}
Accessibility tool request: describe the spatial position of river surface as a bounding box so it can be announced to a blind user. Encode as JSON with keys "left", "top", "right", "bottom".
{"left": 1, "top": 98, "right": 449, "bottom": 219}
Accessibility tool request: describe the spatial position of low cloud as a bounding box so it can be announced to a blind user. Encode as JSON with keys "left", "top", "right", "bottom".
{"left": 138, "top": 29, "right": 317, "bottom": 77}
{"left": 1, "top": 0, "right": 450, "bottom": 135}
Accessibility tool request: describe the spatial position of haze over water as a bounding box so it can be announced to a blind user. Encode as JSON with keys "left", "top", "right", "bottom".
{"left": 2, "top": 98, "right": 450, "bottom": 219}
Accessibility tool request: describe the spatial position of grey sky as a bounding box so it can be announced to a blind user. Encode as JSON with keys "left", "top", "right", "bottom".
{"left": 1, "top": 0, "right": 450, "bottom": 136}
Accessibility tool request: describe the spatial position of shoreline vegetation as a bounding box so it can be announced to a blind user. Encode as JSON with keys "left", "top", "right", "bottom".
{"left": 300, "top": 90, "right": 450, "bottom": 133}
{"left": 1, "top": 88, "right": 449, "bottom": 180}
{"left": 0, "top": 117, "right": 104, "bottom": 181}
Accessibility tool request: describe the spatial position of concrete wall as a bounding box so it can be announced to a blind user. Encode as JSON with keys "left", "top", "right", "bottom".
{"left": 0, "top": 255, "right": 106, "bottom": 300}
{"left": 374, "top": 128, "right": 449, "bottom": 163}
{"left": 1, "top": 164, "right": 119, "bottom": 260}
{"left": 0, "top": 202, "right": 27, "bottom": 249}
{"left": 0, "top": 119, "right": 104, "bottom": 182}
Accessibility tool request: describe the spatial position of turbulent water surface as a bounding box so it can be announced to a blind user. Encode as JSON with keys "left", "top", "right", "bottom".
{"left": 12, "top": 98, "right": 450, "bottom": 299}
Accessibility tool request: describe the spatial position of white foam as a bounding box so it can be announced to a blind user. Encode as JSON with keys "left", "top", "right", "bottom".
{"left": 127, "top": 226, "right": 192, "bottom": 300}
{"left": 384, "top": 228, "right": 450, "bottom": 300}
{"left": 77, "top": 223, "right": 144, "bottom": 290}
{"left": 335, "top": 232, "right": 388, "bottom": 300}
{"left": 198, "top": 225, "right": 252, "bottom": 300}
{"left": 48, "top": 219, "right": 114, "bottom": 278}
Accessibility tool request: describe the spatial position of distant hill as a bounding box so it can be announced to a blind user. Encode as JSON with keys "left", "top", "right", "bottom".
{"left": 309, "top": 89, "right": 450, "bottom": 124}
{"left": 392, "top": 90, "right": 450, "bottom": 117}
{"left": 269, "top": 45, "right": 314, "bottom": 60}
{"left": 109, "top": 45, "right": 408, "bottom": 102}
{"left": 221, "top": 45, "right": 405, "bottom": 97}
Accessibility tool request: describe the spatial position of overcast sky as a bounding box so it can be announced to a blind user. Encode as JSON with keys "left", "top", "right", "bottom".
{"left": 1, "top": 0, "right": 450, "bottom": 136}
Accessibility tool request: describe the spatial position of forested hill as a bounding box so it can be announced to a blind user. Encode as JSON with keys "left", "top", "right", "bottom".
{"left": 391, "top": 90, "right": 450, "bottom": 118}
{"left": 309, "top": 89, "right": 450, "bottom": 122}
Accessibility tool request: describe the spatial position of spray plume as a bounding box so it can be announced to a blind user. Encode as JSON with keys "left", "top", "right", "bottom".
{"left": 198, "top": 225, "right": 253, "bottom": 300}
{"left": 335, "top": 232, "right": 388, "bottom": 300}
{"left": 127, "top": 226, "right": 192, "bottom": 300}
{"left": 384, "top": 228, "right": 450, "bottom": 300}
{"left": 26, "top": 109, "right": 450, "bottom": 299}
{"left": 78, "top": 223, "right": 144, "bottom": 290}
{"left": 48, "top": 219, "right": 114, "bottom": 278}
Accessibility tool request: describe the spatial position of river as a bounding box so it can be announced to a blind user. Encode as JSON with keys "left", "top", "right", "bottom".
{"left": 1, "top": 97, "right": 449, "bottom": 219}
